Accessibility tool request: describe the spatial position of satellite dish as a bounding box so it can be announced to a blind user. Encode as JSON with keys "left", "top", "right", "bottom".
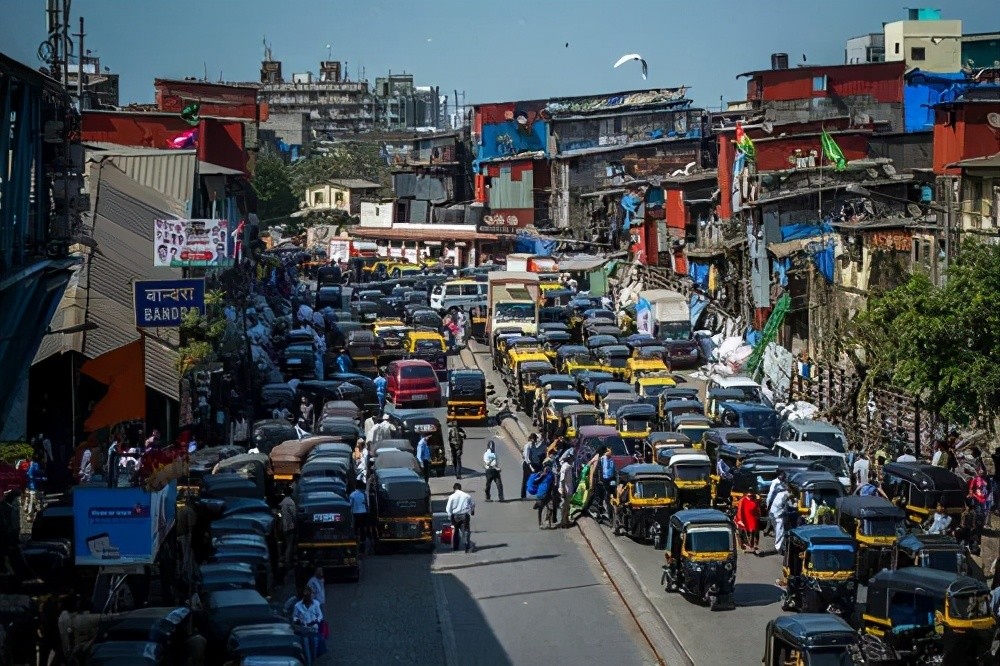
{"left": 907, "top": 203, "right": 923, "bottom": 217}
{"left": 987, "top": 112, "right": 1000, "bottom": 130}
{"left": 761, "top": 121, "right": 774, "bottom": 134}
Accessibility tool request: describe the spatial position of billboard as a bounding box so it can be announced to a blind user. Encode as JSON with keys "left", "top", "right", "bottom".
{"left": 154, "top": 219, "right": 230, "bottom": 267}
{"left": 133, "top": 278, "right": 206, "bottom": 328}
{"left": 73, "top": 482, "right": 177, "bottom": 566}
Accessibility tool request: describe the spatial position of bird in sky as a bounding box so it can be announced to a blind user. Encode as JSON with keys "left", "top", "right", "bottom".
{"left": 613, "top": 53, "right": 647, "bottom": 80}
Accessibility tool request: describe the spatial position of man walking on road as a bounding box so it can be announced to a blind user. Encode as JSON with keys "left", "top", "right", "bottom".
{"left": 279, "top": 489, "right": 297, "bottom": 568}
{"left": 521, "top": 434, "right": 545, "bottom": 499}
{"left": 445, "top": 483, "right": 475, "bottom": 553}
{"left": 594, "top": 447, "right": 616, "bottom": 521}
{"left": 374, "top": 369, "right": 388, "bottom": 412}
{"left": 349, "top": 483, "right": 372, "bottom": 554}
{"left": 484, "top": 440, "right": 504, "bottom": 502}
{"left": 416, "top": 434, "right": 432, "bottom": 482}
{"left": 371, "top": 414, "right": 396, "bottom": 443}
{"left": 559, "top": 456, "right": 575, "bottom": 528}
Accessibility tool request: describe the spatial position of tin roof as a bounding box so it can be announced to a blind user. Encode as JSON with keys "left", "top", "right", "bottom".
{"left": 84, "top": 143, "right": 195, "bottom": 214}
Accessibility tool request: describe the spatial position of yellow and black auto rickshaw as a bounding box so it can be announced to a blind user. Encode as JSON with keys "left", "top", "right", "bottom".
{"left": 513, "top": 357, "right": 555, "bottom": 413}
{"left": 859, "top": 568, "right": 994, "bottom": 665}
{"left": 295, "top": 490, "right": 360, "bottom": 583}
{"left": 616, "top": 403, "right": 657, "bottom": 447}
{"left": 779, "top": 525, "right": 857, "bottom": 616}
{"left": 560, "top": 404, "right": 602, "bottom": 439}
{"left": 346, "top": 330, "right": 379, "bottom": 377}
{"left": 467, "top": 301, "right": 488, "bottom": 343}
{"left": 541, "top": 390, "right": 584, "bottom": 441}
{"left": 786, "top": 470, "right": 845, "bottom": 521}
{"left": 762, "top": 615, "right": 860, "bottom": 666}
{"left": 891, "top": 533, "right": 980, "bottom": 579}
{"left": 371, "top": 467, "right": 434, "bottom": 549}
{"left": 659, "top": 448, "right": 713, "bottom": 509}
{"left": 835, "top": 495, "right": 906, "bottom": 584}
{"left": 447, "top": 369, "right": 486, "bottom": 424}
{"left": 404, "top": 330, "right": 448, "bottom": 379}
{"left": 611, "top": 463, "right": 677, "bottom": 549}
{"left": 624, "top": 350, "right": 669, "bottom": 385}
{"left": 661, "top": 508, "right": 737, "bottom": 610}
{"left": 643, "top": 431, "right": 692, "bottom": 465}
{"left": 880, "top": 461, "right": 966, "bottom": 528}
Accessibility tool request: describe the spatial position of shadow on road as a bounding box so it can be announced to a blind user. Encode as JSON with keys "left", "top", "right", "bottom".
{"left": 476, "top": 581, "right": 602, "bottom": 601}
{"left": 435, "top": 573, "right": 514, "bottom": 666}
{"left": 735, "top": 582, "right": 783, "bottom": 607}
{"left": 432, "top": 553, "right": 561, "bottom": 572}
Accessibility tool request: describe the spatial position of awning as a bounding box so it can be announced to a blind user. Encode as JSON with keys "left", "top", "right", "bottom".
{"left": 350, "top": 227, "right": 499, "bottom": 242}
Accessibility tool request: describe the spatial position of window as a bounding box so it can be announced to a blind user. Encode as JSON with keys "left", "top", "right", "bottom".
{"left": 312, "top": 191, "right": 325, "bottom": 205}
{"left": 894, "top": 42, "right": 900, "bottom": 54}
{"left": 460, "top": 284, "right": 479, "bottom": 296}
{"left": 812, "top": 75, "right": 828, "bottom": 92}
{"left": 335, "top": 191, "right": 345, "bottom": 204}
{"left": 911, "top": 47, "right": 926, "bottom": 61}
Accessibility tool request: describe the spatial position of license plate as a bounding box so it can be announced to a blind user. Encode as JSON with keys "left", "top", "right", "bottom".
{"left": 411, "top": 394, "right": 427, "bottom": 400}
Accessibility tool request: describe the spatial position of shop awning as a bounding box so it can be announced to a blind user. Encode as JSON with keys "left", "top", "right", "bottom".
{"left": 350, "top": 227, "right": 499, "bottom": 242}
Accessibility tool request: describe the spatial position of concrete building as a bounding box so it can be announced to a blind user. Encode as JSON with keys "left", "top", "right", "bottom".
{"left": 373, "top": 74, "right": 444, "bottom": 129}
{"left": 845, "top": 33, "right": 885, "bottom": 65}
{"left": 883, "top": 9, "right": 962, "bottom": 73}
{"left": 67, "top": 53, "right": 120, "bottom": 109}
{"left": 305, "top": 179, "right": 383, "bottom": 216}
{"left": 962, "top": 32, "right": 1000, "bottom": 68}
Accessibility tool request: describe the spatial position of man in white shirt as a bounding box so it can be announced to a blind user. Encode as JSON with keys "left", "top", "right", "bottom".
{"left": 896, "top": 448, "right": 917, "bottom": 463}
{"left": 852, "top": 452, "right": 870, "bottom": 491}
{"left": 444, "top": 483, "right": 475, "bottom": 553}
{"left": 292, "top": 585, "right": 323, "bottom": 663}
{"left": 558, "top": 458, "right": 575, "bottom": 528}
{"left": 763, "top": 471, "right": 786, "bottom": 536}
{"left": 371, "top": 415, "right": 397, "bottom": 443}
{"left": 305, "top": 567, "right": 326, "bottom": 611}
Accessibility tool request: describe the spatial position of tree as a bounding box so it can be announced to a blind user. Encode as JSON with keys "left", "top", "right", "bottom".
{"left": 852, "top": 241, "right": 1000, "bottom": 429}
{"left": 287, "top": 142, "right": 390, "bottom": 195}
{"left": 252, "top": 151, "right": 299, "bottom": 223}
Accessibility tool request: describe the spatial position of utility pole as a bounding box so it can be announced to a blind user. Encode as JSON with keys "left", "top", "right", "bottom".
{"left": 61, "top": 0, "right": 71, "bottom": 90}
{"left": 942, "top": 176, "right": 953, "bottom": 285}
{"left": 74, "top": 16, "right": 85, "bottom": 105}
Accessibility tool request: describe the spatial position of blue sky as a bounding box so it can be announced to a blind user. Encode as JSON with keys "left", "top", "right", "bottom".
{"left": 1, "top": 0, "right": 995, "bottom": 110}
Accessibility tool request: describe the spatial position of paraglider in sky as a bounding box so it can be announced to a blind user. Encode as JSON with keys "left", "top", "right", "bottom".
{"left": 613, "top": 53, "right": 647, "bottom": 80}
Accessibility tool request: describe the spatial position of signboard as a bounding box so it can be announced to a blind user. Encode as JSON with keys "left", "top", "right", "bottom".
{"left": 73, "top": 482, "right": 177, "bottom": 566}
{"left": 636, "top": 297, "right": 654, "bottom": 336}
{"left": 154, "top": 219, "right": 230, "bottom": 267}
{"left": 477, "top": 213, "right": 520, "bottom": 236}
{"left": 133, "top": 278, "right": 206, "bottom": 328}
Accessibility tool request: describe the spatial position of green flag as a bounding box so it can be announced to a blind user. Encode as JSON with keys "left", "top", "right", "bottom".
{"left": 821, "top": 128, "right": 847, "bottom": 171}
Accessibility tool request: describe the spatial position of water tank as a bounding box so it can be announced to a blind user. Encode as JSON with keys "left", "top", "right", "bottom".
{"left": 771, "top": 53, "right": 789, "bottom": 70}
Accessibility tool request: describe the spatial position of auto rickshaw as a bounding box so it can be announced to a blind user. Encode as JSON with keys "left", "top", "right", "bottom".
{"left": 371, "top": 467, "right": 434, "bottom": 549}
{"left": 880, "top": 461, "right": 966, "bottom": 528}
{"left": 834, "top": 495, "right": 906, "bottom": 584}
{"left": 555, "top": 345, "right": 593, "bottom": 374}
{"left": 616, "top": 403, "right": 657, "bottom": 445}
{"left": 346, "top": 330, "right": 379, "bottom": 377}
{"left": 611, "top": 464, "right": 677, "bottom": 549}
{"left": 467, "top": 302, "right": 488, "bottom": 343}
{"left": 447, "top": 370, "right": 486, "bottom": 423}
{"left": 405, "top": 330, "right": 447, "bottom": 379}
{"left": 584, "top": 334, "right": 620, "bottom": 351}
{"left": 702, "top": 428, "right": 760, "bottom": 462}
{"left": 512, "top": 357, "right": 554, "bottom": 412}
{"left": 713, "top": 402, "right": 780, "bottom": 447}
{"left": 538, "top": 330, "right": 572, "bottom": 363}
{"left": 729, "top": 455, "right": 822, "bottom": 507}
{"left": 595, "top": 381, "right": 635, "bottom": 408}
{"left": 762, "top": 615, "right": 861, "bottom": 666}
{"left": 643, "top": 432, "right": 692, "bottom": 465}
{"left": 530, "top": 374, "right": 576, "bottom": 418}
{"left": 560, "top": 404, "right": 602, "bottom": 439}
{"left": 503, "top": 336, "right": 543, "bottom": 365}
{"left": 574, "top": 370, "right": 615, "bottom": 404}
{"left": 594, "top": 345, "right": 631, "bottom": 379}
{"left": 599, "top": 392, "right": 638, "bottom": 427}
{"left": 671, "top": 414, "right": 714, "bottom": 444}
{"left": 658, "top": 448, "right": 713, "bottom": 508}
{"left": 704, "top": 388, "right": 749, "bottom": 423}
{"left": 624, "top": 350, "right": 669, "bottom": 385}
{"left": 384, "top": 407, "right": 448, "bottom": 476}
{"left": 859, "top": 568, "right": 994, "bottom": 665}
{"left": 294, "top": 490, "right": 359, "bottom": 583}
{"left": 541, "top": 390, "right": 584, "bottom": 440}
{"left": 786, "top": 470, "right": 845, "bottom": 520}
{"left": 779, "top": 525, "right": 857, "bottom": 616}
{"left": 661, "top": 508, "right": 737, "bottom": 610}
{"left": 538, "top": 321, "right": 571, "bottom": 336}
{"left": 658, "top": 397, "right": 704, "bottom": 430}
{"left": 892, "top": 533, "right": 980, "bottom": 579}
{"left": 635, "top": 372, "right": 677, "bottom": 401}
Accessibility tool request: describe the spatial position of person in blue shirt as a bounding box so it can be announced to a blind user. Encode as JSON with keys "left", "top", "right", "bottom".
{"left": 416, "top": 435, "right": 432, "bottom": 482}
{"left": 592, "top": 447, "right": 615, "bottom": 522}
{"left": 25, "top": 455, "right": 46, "bottom": 517}
{"left": 336, "top": 349, "right": 354, "bottom": 374}
{"left": 349, "top": 484, "right": 372, "bottom": 554}
{"left": 374, "top": 369, "right": 388, "bottom": 411}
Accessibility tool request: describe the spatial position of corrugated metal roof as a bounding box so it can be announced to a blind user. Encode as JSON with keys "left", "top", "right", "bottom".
{"left": 327, "top": 178, "right": 382, "bottom": 189}
{"left": 85, "top": 144, "right": 195, "bottom": 215}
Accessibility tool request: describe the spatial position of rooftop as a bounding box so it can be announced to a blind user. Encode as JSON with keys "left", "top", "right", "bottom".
{"left": 320, "top": 178, "right": 383, "bottom": 190}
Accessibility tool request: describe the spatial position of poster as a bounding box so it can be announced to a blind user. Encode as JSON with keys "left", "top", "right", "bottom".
{"left": 636, "top": 297, "right": 653, "bottom": 336}
{"left": 73, "top": 482, "right": 177, "bottom": 566}
{"left": 154, "top": 219, "right": 230, "bottom": 267}
{"left": 133, "top": 279, "right": 206, "bottom": 328}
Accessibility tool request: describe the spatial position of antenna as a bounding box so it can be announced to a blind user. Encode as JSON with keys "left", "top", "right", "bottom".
{"left": 203, "top": 62, "right": 208, "bottom": 81}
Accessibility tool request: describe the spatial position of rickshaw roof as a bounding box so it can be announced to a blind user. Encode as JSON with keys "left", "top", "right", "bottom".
{"left": 520, "top": 360, "right": 555, "bottom": 372}
{"left": 597, "top": 382, "right": 635, "bottom": 395}
{"left": 897, "top": 532, "right": 965, "bottom": 553}
{"left": 557, "top": 345, "right": 590, "bottom": 356}
{"left": 538, "top": 374, "right": 574, "bottom": 386}
{"left": 562, "top": 404, "right": 600, "bottom": 417}
{"left": 670, "top": 508, "right": 732, "bottom": 529}
{"left": 770, "top": 615, "right": 857, "bottom": 647}
{"left": 739, "top": 455, "right": 820, "bottom": 473}
{"left": 539, "top": 331, "right": 572, "bottom": 342}
{"left": 375, "top": 467, "right": 423, "bottom": 481}
{"left": 869, "top": 567, "right": 989, "bottom": 597}
{"left": 587, "top": 335, "right": 620, "bottom": 347}
{"left": 578, "top": 425, "right": 619, "bottom": 437}
{"left": 706, "top": 428, "right": 758, "bottom": 443}
{"left": 707, "top": 388, "right": 749, "bottom": 400}
{"left": 308, "top": 441, "right": 353, "bottom": 455}
{"left": 790, "top": 525, "right": 854, "bottom": 547}
{"left": 539, "top": 322, "right": 570, "bottom": 331}
{"left": 547, "top": 390, "right": 583, "bottom": 400}
{"left": 661, "top": 399, "right": 704, "bottom": 411}
{"left": 882, "top": 462, "right": 965, "bottom": 491}
{"left": 373, "top": 450, "right": 421, "bottom": 469}
{"left": 625, "top": 333, "right": 656, "bottom": 345}
{"left": 619, "top": 463, "right": 672, "bottom": 481}
{"left": 672, "top": 414, "right": 712, "bottom": 425}
{"left": 322, "top": 400, "right": 360, "bottom": 412}
{"left": 662, "top": 449, "right": 710, "bottom": 464}
{"left": 578, "top": 370, "right": 614, "bottom": 382}
{"left": 721, "top": 402, "right": 776, "bottom": 416}
{"left": 213, "top": 453, "right": 269, "bottom": 473}
{"left": 296, "top": 491, "right": 351, "bottom": 510}
{"left": 660, "top": 388, "right": 700, "bottom": 400}
{"left": 787, "top": 470, "right": 844, "bottom": 490}
{"left": 450, "top": 369, "right": 485, "bottom": 381}
{"left": 648, "top": 431, "right": 692, "bottom": 444}
{"left": 596, "top": 345, "right": 631, "bottom": 356}
{"left": 617, "top": 403, "right": 657, "bottom": 418}
{"left": 835, "top": 495, "right": 906, "bottom": 519}
{"left": 506, "top": 336, "right": 538, "bottom": 345}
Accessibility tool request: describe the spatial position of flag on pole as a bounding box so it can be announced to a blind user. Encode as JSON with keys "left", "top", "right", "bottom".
{"left": 735, "top": 121, "right": 756, "bottom": 161}
{"left": 821, "top": 128, "right": 847, "bottom": 171}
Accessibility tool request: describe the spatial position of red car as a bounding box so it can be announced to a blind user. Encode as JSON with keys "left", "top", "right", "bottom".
{"left": 573, "top": 425, "right": 635, "bottom": 476}
{"left": 386, "top": 359, "right": 442, "bottom": 408}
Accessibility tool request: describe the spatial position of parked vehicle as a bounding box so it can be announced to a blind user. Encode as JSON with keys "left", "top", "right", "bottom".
{"left": 880, "top": 461, "right": 966, "bottom": 528}
{"left": 773, "top": 440, "right": 850, "bottom": 490}
{"left": 385, "top": 360, "right": 442, "bottom": 408}
{"left": 371, "top": 468, "right": 433, "bottom": 549}
{"left": 447, "top": 369, "right": 487, "bottom": 423}
{"left": 661, "top": 509, "right": 737, "bottom": 610}
{"left": 779, "top": 525, "right": 857, "bottom": 616}
{"left": 611, "top": 464, "right": 676, "bottom": 549}
{"left": 762, "top": 615, "right": 860, "bottom": 666}
{"left": 294, "top": 490, "right": 359, "bottom": 583}
{"left": 834, "top": 495, "right": 906, "bottom": 584}
{"left": 776, "top": 419, "right": 848, "bottom": 454}
{"left": 892, "top": 533, "right": 979, "bottom": 579}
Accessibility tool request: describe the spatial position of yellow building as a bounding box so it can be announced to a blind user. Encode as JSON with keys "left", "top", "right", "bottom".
{"left": 304, "top": 178, "right": 382, "bottom": 215}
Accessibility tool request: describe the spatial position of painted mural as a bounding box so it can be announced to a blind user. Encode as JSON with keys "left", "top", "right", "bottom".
{"left": 474, "top": 104, "right": 549, "bottom": 169}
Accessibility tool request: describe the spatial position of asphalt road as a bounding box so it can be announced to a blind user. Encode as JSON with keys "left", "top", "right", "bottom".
{"left": 281, "top": 348, "right": 657, "bottom": 666}
{"left": 467, "top": 341, "right": 789, "bottom": 665}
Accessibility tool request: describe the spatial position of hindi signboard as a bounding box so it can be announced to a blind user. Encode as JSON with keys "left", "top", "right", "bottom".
{"left": 153, "top": 219, "right": 230, "bottom": 267}
{"left": 133, "top": 278, "right": 206, "bottom": 328}
{"left": 72, "top": 482, "right": 177, "bottom": 566}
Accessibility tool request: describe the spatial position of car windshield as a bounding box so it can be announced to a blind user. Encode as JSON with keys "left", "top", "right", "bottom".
{"left": 803, "top": 490, "right": 842, "bottom": 510}
{"left": 949, "top": 592, "right": 991, "bottom": 619}
{"left": 574, "top": 414, "right": 598, "bottom": 428}
{"left": 415, "top": 340, "right": 442, "bottom": 352}
{"left": 804, "top": 650, "right": 857, "bottom": 666}
{"left": 605, "top": 399, "right": 631, "bottom": 415}
{"left": 808, "top": 547, "right": 854, "bottom": 572}
{"left": 860, "top": 518, "right": 905, "bottom": 538}
{"left": 920, "top": 549, "right": 962, "bottom": 573}
{"left": 803, "top": 432, "right": 847, "bottom": 453}
{"left": 605, "top": 357, "right": 628, "bottom": 368}
{"left": 738, "top": 411, "right": 777, "bottom": 429}
{"left": 673, "top": 463, "right": 710, "bottom": 482}
{"left": 496, "top": 303, "right": 535, "bottom": 321}
{"left": 640, "top": 383, "right": 671, "bottom": 397}
{"left": 586, "top": 435, "right": 627, "bottom": 457}
{"left": 685, "top": 528, "right": 732, "bottom": 553}
{"left": 634, "top": 480, "right": 670, "bottom": 499}
{"left": 622, "top": 417, "right": 651, "bottom": 432}
{"left": 657, "top": 321, "right": 691, "bottom": 341}
{"left": 400, "top": 365, "right": 436, "bottom": 380}
{"left": 808, "top": 455, "right": 848, "bottom": 477}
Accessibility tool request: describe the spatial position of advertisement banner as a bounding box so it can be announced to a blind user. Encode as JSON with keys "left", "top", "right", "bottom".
{"left": 636, "top": 297, "right": 654, "bottom": 336}
{"left": 133, "top": 278, "right": 206, "bottom": 328}
{"left": 73, "top": 482, "right": 177, "bottom": 566}
{"left": 154, "top": 219, "right": 230, "bottom": 267}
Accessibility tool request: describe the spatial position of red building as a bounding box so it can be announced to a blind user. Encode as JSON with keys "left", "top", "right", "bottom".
{"left": 154, "top": 78, "right": 263, "bottom": 122}
{"left": 932, "top": 98, "right": 1000, "bottom": 174}
{"left": 743, "top": 61, "right": 905, "bottom": 106}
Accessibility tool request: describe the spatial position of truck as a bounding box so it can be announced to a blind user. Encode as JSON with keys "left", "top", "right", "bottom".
{"left": 487, "top": 271, "right": 540, "bottom": 341}
{"left": 638, "top": 289, "right": 701, "bottom": 369}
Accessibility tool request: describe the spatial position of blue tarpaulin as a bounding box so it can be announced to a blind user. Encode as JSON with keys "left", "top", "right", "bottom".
{"left": 689, "top": 294, "right": 708, "bottom": 328}
{"left": 811, "top": 239, "right": 835, "bottom": 284}
{"left": 904, "top": 70, "right": 972, "bottom": 133}
{"left": 689, "top": 262, "right": 709, "bottom": 288}
{"left": 474, "top": 120, "right": 548, "bottom": 171}
{"left": 773, "top": 258, "right": 790, "bottom": 287}
{"left": 780, "top": 222, "right": 834, "bottom": 242}
{"left": 745, "top": 329, "right": 762, "bottom": 346}
{"left": 515, "top": 233, "right": 555, "bottom": 257}
{"left": 621, "top": 193, "right": 641, "bottom": 231}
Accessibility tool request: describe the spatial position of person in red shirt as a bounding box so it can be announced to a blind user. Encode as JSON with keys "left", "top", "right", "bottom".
{"left": 735, "top": 489, "right": 762, "bottom": 554}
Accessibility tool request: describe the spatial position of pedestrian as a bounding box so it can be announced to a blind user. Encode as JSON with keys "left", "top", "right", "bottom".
{"left": 371, "top": 414, "right": 396, "bottom": 443}
{"left": 455, "top": 309, "right": 467, "bottom": 347}
{"left": 896, "top": 447, "right": 916, "bottom": 463}
{"left": 931, "top": 441, "right": 948, "bottom": 468}
{"left": 763, "top": 470, "right": 786, "bottom": 536}
{"left": 176, "top": 494, "right": 197, "bottom": 585}
{"left": 279, "top": 489, "right": 297, "bottom": 568}
{"left": 593, "top": 447, "right": 616, "bottom": 522}
{"left": 78, "top": 446, "right": 93, "bottom": 484}
{"left": 445, "top": 482, "right": 475, "bottom": 553}
{"left": 306, "top": 566, "right": 326, "bottom": 614}
{"left": 292, "top": 585, "right": 323, "bottom": 665}
{"left": 956, "top": 498, "right": 981, "bottom": 554}
{"left": 483, "top": 440, "right": 504, "bottom": 502}
{"left": 374, "top": 368, "right": 388, "bottom": 412}
{"left": 442, "top": 314, "right": 454, "bottom": 350}
{"left": 106, "top": 437, "right": 120, "bottom": 488}
{"left": 24, "top": 454, "right": 46, "bottom": 516}
{"left": 448, "top": 420, "right": 464, "bottom": 479}
{"left": 558, "top": 454, "right": 574, "bottom": 528}
{"left": 735, "top": 489, "right": 761, "bottom": 554}
{"left": 769, "top": 483, "right": 791, "bottom": 554}
{"left": 852, "top": 451, "right": 870, "bottom": 491}
{"left": 521, "top": 434, "right": 545, "bottom": 499}
{"left": 336, "top": 348, "right": 353, "bottom": 374}
{"left": 349, "top": 482, "right": 372, "bottom": 554}
{"left": 300, "top": 397, "right": 314, "bottom": 428}
{"left": 926, "top": 503, "right": 952, "bottom": 534}
{"left": 416, "top": 433, "right": 432, "bottom": 482}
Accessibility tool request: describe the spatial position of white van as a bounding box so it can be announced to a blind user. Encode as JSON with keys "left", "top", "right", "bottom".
{"left": 772, "top": 440, "right": 851, "bottom": 490}
{"left": 430, "top": 280, "right": 487, "bottom": 312}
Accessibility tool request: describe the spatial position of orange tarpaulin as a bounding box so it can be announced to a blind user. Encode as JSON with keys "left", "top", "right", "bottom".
{"left": 82, "top": 340, "right": 145, "bottom": 432}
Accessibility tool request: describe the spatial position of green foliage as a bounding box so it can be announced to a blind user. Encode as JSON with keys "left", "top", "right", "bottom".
{"left": 853, "top": 241, "right": 1000, "bottom": 428}
{"left": 177, "top": 289, "right": 230, "bottom": 374}
{"left": 0, "top": 442, "right": 32, "bottom": 465}
{"left": 252, "top": 150, "right": 299, "bottom": 223}
{"left": 287, "top": 142, "right": 390, "bottom": 196}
